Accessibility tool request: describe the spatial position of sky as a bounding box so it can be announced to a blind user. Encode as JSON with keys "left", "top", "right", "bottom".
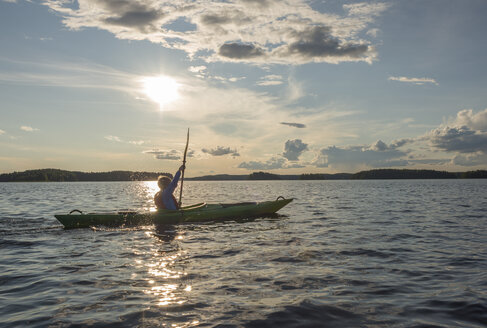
{"left": 1, "top": 0, "right": 487, "bottom": 176}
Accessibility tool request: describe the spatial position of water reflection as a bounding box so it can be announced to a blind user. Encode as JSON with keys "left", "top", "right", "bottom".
{"left": 139, "top": 226, "right": 192, "bottom": 312}
{"left": 154, "top": 224, "right": 178, "bottom": 242}
{"left": 131, "top": 182, "right": 196, "bottom": 313}
{"left": 141, "top": 181, "right": 159, "bottom": 211}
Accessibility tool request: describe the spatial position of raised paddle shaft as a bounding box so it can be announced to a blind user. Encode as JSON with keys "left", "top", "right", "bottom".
{"left": 178, "top": 128, "right": 189, "bottom": 207}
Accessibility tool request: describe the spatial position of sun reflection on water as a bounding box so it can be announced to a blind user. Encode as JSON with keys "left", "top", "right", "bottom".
{"left": 142, "top": 181, "right": 159, "bottom": 212}
{"left": 139, "top": 230, "right": 193, "bottom": 311}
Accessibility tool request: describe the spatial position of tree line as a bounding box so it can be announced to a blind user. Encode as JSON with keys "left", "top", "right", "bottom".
{"left": 0, "top": 168, "right": 486, "bottom": 182}
{"left": 0, "top": 169, "right": 172, "bottom": 182}
{"left": 349, "top": 169, "right": 487, "bottom": 179}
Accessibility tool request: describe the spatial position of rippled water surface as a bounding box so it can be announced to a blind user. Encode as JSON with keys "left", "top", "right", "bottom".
{"left": 1, "top": 180, "right": 486, "bottom": 327}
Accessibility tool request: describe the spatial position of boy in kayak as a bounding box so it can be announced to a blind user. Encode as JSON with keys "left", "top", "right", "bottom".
{"left": 154, "top": 165, "right": 185, "bottom": 210}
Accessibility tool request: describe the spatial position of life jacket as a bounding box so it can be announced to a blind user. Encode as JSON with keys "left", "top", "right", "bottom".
{"left": 154, "top": 192, "right": 179, "bottom": 210}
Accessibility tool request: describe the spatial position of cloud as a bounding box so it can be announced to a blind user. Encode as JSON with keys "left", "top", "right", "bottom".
{"left": 281, "top": 26, "right": 371, "bottom": 62}
{"left": 43, "top": 0, "right": 389, "bottom": 65}
{"left": 280, "top": 122, "right": 306, "bottom": 128}
{"left": 20, "top": 126, "right": 39, "bottom": 132}
{"left": 256, "top": 80, "right": 283, "bottom": 86}
{"left": 283, "top": 139, "right": 308, "bottom": 161}
{"left": 98, "top": 0, "right": 166, "bottom": 31}
{"left": 452, "top": 153, "right": 487, "bottom": 166}
{"left": 228, "top": 77, "right": 246, "bottom": 82}
{"left": 105, "top": 135, "right": 146, "bottom": 146}
{"left": 238, "top": 157, "right": 286, "bottom": 170}
{"left": 370, "top": 138, "right": 413, "bottom": 151}
{"left": 390, "top": 138, "right": 412, "bottom": 149}
{"left": 218, "top": 43, "right": 265, "bottom": 59}
{"left": 408, "top": 158, "right": 451, "bottom": 165}
{"left": 201, "top": 146, "right": 240, "bottom": 157}
{"left": 424, "top": 109, "right": 487, "bottom": 155}
{"left": 366, "top": 28, "right": 380, "bottom": 38}
{"left": 105, "top": 11, "right": 162, "bottom": 30}
{"left": 343, "top": 2, "right": 390, "bottom": 17}
{"left": 427, "top": 126, "right": 487, "bottom": 154}
{"left": 129, "top": 140, "right": 145, "bottom": 145}
{"left": 23, "top": 34, "right": 53, "bottom": 41}
{"left": 0, "top": 57, "right": 134, "bottom": 92}
{"left": 188, "top": 66, "right": 207, "bottom": 73}
{"left": 210, "top": 75, "right": 246, "bottom": 83}
{"left": 388, "top": 76, "right": 438, "bottom": 85}
{"left": 144, "top": 149, "right": 181, "bottom": 160}
{"left": 314, "top": 140, "right": 409, "bottom": 168}
{"left": 257, "top": 75, "right": 284, "bottom": 86}
{"left": 105, "top": 135, "right": 122, "bottom": 142}
{"left": 240, "top": 0, "right": 274, "bottom": 8}
{"left": 454, "top": 109, "right": 487, "bottom": 131}
{"left": 238, "top": 156, "right": 305, "bottom": 170}
{"left": 0, "top": 129, "right": 5, "bottom": 135}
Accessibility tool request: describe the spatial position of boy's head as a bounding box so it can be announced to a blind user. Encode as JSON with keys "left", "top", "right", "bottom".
{"left": 157, "top": 175, "right": 171, "bottom": 190}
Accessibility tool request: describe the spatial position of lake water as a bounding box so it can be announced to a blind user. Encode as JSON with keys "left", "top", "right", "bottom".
{"left": 0, "top": 180, "right": 486, "bottom": 327}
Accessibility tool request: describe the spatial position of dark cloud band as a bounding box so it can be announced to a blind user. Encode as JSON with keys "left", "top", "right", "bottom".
{"left": 280, "top": 122, "right": 306, "bottom": 128}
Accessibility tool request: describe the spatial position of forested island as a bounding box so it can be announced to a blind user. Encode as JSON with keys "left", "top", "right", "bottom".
{"left": 0, "top": 168, "right": 486, "bottom": 182}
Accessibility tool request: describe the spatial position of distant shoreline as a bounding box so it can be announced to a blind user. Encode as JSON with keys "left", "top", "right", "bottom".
{"left": 0, "top": 168, "right": 486, "bottom": 182}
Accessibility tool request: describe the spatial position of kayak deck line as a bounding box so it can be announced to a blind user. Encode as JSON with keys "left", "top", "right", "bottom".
{"left": 54, "top": 197, "right": 293, "bottom": 229}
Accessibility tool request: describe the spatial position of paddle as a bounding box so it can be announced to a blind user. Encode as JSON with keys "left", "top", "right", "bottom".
{"left": 178, "top": 128, "right": 190, "bottom": 208}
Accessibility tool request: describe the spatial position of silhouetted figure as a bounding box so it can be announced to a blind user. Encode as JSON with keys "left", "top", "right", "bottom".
{"left": 154, "top": 165, "right": 185, "bottom": 210}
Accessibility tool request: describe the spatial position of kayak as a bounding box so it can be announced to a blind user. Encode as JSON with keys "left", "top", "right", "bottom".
{"left": 54, "top": 197, "right": 293, "bottom": 229}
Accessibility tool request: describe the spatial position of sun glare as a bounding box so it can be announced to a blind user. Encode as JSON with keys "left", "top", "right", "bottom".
{"left": 142, "top": 75, "right": 180, "bottom": 109}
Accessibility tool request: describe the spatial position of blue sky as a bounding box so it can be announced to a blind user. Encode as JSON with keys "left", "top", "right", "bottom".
{"left": 1, "top": 0, "right": 486, "bottom": 175}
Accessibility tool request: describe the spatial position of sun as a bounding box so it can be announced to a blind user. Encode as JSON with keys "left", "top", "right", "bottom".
{"left": 142, "top": 75, "right": 180, "bottom": 109}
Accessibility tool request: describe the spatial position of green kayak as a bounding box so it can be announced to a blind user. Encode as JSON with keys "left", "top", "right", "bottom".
{"left": 55, "top": 197, "right": 293, "bottom": 229}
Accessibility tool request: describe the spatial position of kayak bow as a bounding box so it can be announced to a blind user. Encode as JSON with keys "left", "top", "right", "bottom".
{"left": 54, "top": 197, "right": 293, "bottom": 229}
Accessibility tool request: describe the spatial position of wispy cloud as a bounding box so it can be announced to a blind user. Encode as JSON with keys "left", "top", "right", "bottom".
{"left": 257, "top": 75, "right": 284, "bottom": 86}
{"left": 0, "top": 57, "right": 135, "bottom": 92}
{"left": 0, "top": 129, "right": 5, "bottom": 135}
{"left": 256, "top": 80, "right": 283, "bottom": 86}
{"left": 129, "top": 140, "right": 145, "bottom": 145}
{"left": 388, "top": 76, "right": 438, "bottom": 85}
{"left": 24, "top": 34, "right": 53, "bottom": 41}
{"left": 105, "top": 135, "right": 146, "bottom": 145}
{"left": 20, "top": 126, "right": 39, "bottom": 132}
{"left": 42, "top": 0, "right": 390, "bottom": 65}
{"left": 105, "top": 135, "right": 122, "bottom": 142}
{"left": 210, "top": 75, "right": 246, "bottom": 83}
